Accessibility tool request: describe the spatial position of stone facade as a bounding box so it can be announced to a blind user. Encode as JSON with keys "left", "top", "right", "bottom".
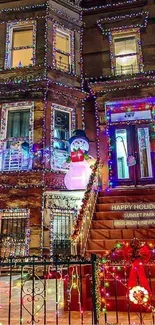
{"left": 82, "top": 0, "right": 155, "bottom": 188}
{"left": 0, "top": 0, "right": 87, "bottom": 255}
{"left": 1, "top": 0, "right": 155, "bottom": 255}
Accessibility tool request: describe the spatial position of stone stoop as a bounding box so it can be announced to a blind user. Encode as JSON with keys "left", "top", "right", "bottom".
{"left": 86, "top": 187, "right": 155, "bottom": 312}
{"left": 86, "top": 188, "right": 155, "bottom": 256}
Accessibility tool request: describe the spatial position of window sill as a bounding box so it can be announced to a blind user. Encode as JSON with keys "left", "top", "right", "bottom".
{"left": 4, "top": 64, "right": 35, "bottom": 70}
{"left": 52, "top": 65, "right": 76, "bottom": 76}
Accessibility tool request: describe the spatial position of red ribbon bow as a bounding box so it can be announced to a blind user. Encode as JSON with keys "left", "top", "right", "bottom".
{"left": 123, "top": 243, "right": 151, "bottom": 294}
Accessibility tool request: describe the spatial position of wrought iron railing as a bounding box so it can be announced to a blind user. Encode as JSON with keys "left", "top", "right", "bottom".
{"left": 1, "top": 255, "right": 155, "bottom": 325}
{"left": 0, "top": 255, "right": 98, "bottom": 325}
{"left": 71, "top": 161, "right": 100, "bottom": 256}
{"left": 98, "top": 258, "right": 155, "bottom": 325}
{"left": 0, "top": 211, "right": 30, "bottom": 258}
{"left": 114, "top": 63, "right": 140, "bottom": 76}
{"left": 0, "top": 147, "right": 31, "bottom": 171}
{"left": 56, "top": 59, "right": 71, "bottom": 73}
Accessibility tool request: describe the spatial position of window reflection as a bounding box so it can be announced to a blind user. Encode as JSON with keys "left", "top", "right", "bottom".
{"left": 116, "top": 129, "right": 129, "bottom": 179}
{"left": 138, "top": 127, "right": 153, "bottom": 178}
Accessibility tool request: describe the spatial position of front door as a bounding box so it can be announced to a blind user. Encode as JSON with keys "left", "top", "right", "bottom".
{"left": 110, "top": 123, "right": 155, "bottom": 186}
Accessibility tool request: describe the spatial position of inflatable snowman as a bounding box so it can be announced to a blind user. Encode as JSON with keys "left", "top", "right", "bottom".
{"left": 64, "top": 130, "right": 91, "bottom": 190}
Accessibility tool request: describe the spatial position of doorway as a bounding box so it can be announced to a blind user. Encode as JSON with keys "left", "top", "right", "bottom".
{"left": 110, "top": 123, "right": 155, "bottom": 186}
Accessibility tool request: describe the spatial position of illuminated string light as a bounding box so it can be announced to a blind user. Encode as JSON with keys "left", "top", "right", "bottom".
{"left": 108, "top": 28, "right": 144, "bottom": 75}
{"left": 82, "top": 0, "right": 143, "bottom": 11}
{"left": 97, "top": 11, "right": 149, "bottom": 35}
{"left": 105, "top": 99, "right": 155, "bottom": 187}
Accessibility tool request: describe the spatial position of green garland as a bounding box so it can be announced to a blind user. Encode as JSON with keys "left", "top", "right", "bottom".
{"left": 71, "top": 159, "right": 99, "bottom": 241}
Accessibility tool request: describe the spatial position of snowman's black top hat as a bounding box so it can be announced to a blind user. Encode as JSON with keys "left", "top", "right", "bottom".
{"left": 69, "top": 129, "right": 89, "bottom": 145}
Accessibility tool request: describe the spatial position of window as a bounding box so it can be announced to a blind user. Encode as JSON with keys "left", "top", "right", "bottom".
{"left": 0, "top": 210, "right": 30, "bottom": 258}
{"left": 52, "top": 213, "right": 72, "bottom": 254}
{"left": 5, "top": 21, "right": 36, "bottom": 69}
{"left": 110, "top": 29, "right": 143, "bottom": 75}
{"left": 0, "top": 102, "right": 34, "bottom": 171}
{"left": 51, "top": 104, "right": 76, "bottom": 170}
{"left": 53, "top": 26, "right": 74, "bottom": 73}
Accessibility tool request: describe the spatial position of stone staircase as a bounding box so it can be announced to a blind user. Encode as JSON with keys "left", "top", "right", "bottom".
{"left": 86, "top": 188, "right": 155, "bottom": 312}
{"left": 86, "top": 188, "right": 155, "bottom": 255}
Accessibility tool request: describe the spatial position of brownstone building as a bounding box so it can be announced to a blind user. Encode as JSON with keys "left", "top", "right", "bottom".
{"left": 1, "top": 0, "right": 155, "bottom": 324}
{"left": 82, "top": 0, "right": 155, "bottom": 257}
{"left": 0, "top": 0, "right": 155, "bottom": 259}
{"left": 0, "top": 0, "right": 86, "bottom": 257}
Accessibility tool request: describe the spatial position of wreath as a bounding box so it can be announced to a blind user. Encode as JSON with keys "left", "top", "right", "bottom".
{"left": 129, "top": 286, "right": 149, "bottom": 305}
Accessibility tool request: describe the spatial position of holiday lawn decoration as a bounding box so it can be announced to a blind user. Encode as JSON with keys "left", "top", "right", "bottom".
{"left": 99, "top": 238, "right": 153, "bottom": 316}
{"left": 122, "top": 238, "right": 151, "bottom": 297}
{"left": 64, "top": 130, "right": 91, "bottom": 190}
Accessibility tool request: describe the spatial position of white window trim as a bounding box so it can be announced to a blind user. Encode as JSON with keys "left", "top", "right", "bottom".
{"left": 5, "top": 20, "right": 37, "bottom": 69}
{"left": 53, "top": 24, "right": 75, "bottom": 74}
{"left": 109, "top": 28, "right": 143, "bottom": 75}
{"left": 51, "top": 103, "right": 76, "bottom": 171}
{"left": 0, "top": 101, "right": 34, "bottom": 171}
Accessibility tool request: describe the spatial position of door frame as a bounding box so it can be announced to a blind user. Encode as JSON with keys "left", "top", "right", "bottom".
{"left": 110, "top": 123, "right": 155, "bottom": 187}
{"left": 109, "top": 124, "right": 135, "bottom": 187}
{"left": 105, "top": 98, "right": 155, "bottom": 188}
{"left": 134, "top": 123, "right": 155, "bottom": 185}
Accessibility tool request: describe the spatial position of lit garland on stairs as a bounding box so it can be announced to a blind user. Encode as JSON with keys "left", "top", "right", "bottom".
{"left": 71, "top": 160, "right": 99, "bottom": 242}
{"left": 98, "top": 239, "right": 155, "bottom": 319}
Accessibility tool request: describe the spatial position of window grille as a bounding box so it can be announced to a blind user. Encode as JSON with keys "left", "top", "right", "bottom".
{"left": 0, "top": 211, "right": 30, "bottom": 258}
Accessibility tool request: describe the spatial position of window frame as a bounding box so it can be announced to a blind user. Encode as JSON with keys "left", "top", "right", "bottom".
{"left": 5, "top": 20, "right": 36, "bottom": 69}
{"left": 109, "top": 28, "right": 143, "bottom": 76}
{"left": 51, "top": 104, "right": 76, "bottom": 171}
{"left": 53, "top": 24, "right": 75, "bottom": 74}
{"left": 0, "top": 101, "right": 34, "bottom": 171}
{"left": 0, "top": 209, "right": 30, "bottom": 257}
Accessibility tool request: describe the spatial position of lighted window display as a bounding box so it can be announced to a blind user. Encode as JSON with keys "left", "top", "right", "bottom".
{"left": 5, "top": 21, "right": 36, "bottom": 68}
{"left": 112, "top": 32, "right": 141, "bottom": 75}
{"left": 51, "top": 105, "right": 75, "bottom": 170}
{"left": 53, "top": 24, "right": 75, "bottom": 74}
{"left": 0, "top": 102, "right": 34, "bottom": 171}
{"left": 12, "top": 28, "right": 33, "bottom": 67}
{"left": 115, "top": 129, "right": 129, "bottom": 179}
{"left": 55, "top": 29, "right": 70, "bottom": 72}
{"left": 137, "top": 127, "right": 153, "bottom": 178}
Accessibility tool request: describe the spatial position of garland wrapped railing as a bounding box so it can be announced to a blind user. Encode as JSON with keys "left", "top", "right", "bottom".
{"left": 71, "top": 160, "right": 100, "bottom": 255}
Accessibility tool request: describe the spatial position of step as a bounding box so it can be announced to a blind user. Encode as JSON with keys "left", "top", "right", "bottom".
{"left": 92, "top": 219, "right": 155, "bottom": 229}
{"left": 96, "top": 202, "right": 155, "bottom": 212}
{"left": 99, "top": 188, "right": 155, "bottom": 197}
{"left": 95, "top": 211, "right": 126, "bottom": 220}
{"left": 89, "top": 229, "right": 155, "bottom": 240}
{"left": 87, "top": 239, "right": 155, "bottom": 251}
{"left": 98, "top": 195, "right": 155, "bottom": 204}
{"left": 95, "top": 210, "right": 155, "bottom": 220}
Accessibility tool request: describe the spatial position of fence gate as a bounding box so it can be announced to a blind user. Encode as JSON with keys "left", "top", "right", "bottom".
{"left": 0, "top": 255, "right": 100, "bottom": 325}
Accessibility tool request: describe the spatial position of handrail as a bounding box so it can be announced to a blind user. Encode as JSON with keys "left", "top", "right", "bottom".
{"left": 71, "top": 160, "right": 101, "bottom": 256}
